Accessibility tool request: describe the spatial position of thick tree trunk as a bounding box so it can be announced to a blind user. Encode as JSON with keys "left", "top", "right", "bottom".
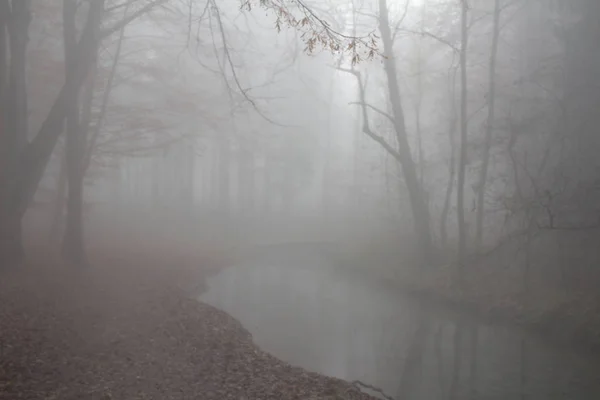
{"left": 0, "top": 0, "right": 31, "bottom": 266}
{"left": 0, "top": 211, "right": 24, "bottom": 266}
{"left": 378, "top": 0, "right": 433, "bottom": 265}
{"left": 62, "top": 0, "right": 101, "bottom": 267}
{"left": 0, "top": 1, "right": 11, "bottom": 265}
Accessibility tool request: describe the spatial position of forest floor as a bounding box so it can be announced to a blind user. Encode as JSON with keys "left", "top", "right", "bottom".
{"left": 0, "top": 243, "right": 376, "bottom": 400}
{"left": 339, "top": 245, "right": 600, "bottom": 357}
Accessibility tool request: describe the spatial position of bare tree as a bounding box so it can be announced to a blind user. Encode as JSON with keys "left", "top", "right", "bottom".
{"left": 0, "top": 0, "right": 170, "bottom": 265}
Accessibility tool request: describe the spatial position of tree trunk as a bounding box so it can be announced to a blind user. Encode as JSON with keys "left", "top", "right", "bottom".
{"left": 322, "top": 73, "right": 335, "bottom": 215}
{"left": 0, "top": 0, "right": 11, "bottom": 265}
{"left": 378, "top": 0, "right": 433, "bottom": 265}
{"left": 263, "top": 153, "right": 272, "bottom": 215}
{"left": 440, "top": 122, "right": 457, "bottom": 250}
{"left": 440, "top": 65, "right": 459, "bottom": 250}
{"left": 49, "top": 150, "right": 67, "bottom": 241}
{"left": 218, "top": 133, "right": 230, "bottom": 217}
{"left": 12, "top": 0, "right": 104, "bottom": 223}
{"left": 247, "top": 149, "right": 255, "bottom": 213}
{"left": 0, "top": 0, "right": 165, "bottom": 264}
{"left": 61, "top": 0, "right": 87, "bottom": 267}
{"left": 0, "top": 0, "right": 31, "bottom": 266}
{"left": 475, "top": 0, "right": 501, "bottom": 249}
{"left": 456, "top": 0, "right": 470, "bottom": 284}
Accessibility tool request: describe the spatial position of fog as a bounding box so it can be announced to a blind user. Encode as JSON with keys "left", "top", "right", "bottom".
{"left": 3, "top": 0, "right": 600, "bottom": 399}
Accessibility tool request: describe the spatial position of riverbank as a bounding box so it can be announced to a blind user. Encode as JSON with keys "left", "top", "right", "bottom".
{"left": 337, "top": 248, "right": 600, "bottom": 358}
{"left": 0, "top": 245, "right": 377, "bottom": 400}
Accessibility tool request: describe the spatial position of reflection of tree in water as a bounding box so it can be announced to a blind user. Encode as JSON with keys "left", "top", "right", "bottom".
{"left": 469, "top": 325, "right": 479, "bottom": 400}
{"left": 395, "top": 309, "right": 431, "bottom": 399}
{"left": 448, "top": 322, "right": 464, "bottom": 400}
{"left": 203, "top": 260, "right": 600, "bottom": 400}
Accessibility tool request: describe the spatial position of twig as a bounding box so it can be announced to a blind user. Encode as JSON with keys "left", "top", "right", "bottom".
{"left": 352, "top": 380, "right": 396, "bottom": 400}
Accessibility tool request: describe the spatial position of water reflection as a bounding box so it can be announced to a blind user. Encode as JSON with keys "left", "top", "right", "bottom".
{"left": 200, "top": 251, "right": 600, "bottom": 400}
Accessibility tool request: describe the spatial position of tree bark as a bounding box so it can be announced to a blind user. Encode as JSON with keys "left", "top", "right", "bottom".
{"left": 0, "top": 0, "right": 31, "bottom": 266}
{"left": 475, "top": 0, "right": 501, "bottom": 249}
{"left": 49, "top": 150, "right": 67, "bottom": 241}
{"left": 218, "top": 133, "right": 230, "bottom": 217}
{"left": 440, "top": 64, "right": 459, "bottom": 250}
{"left": 378, "top": 0, "right": 433, "bottom": 265}
{"left": 61, "top": 0, "right": 87, "bottom": 267}
{"left": 456, "top": 0, "right": 470, "bottom": 284}
{"left": 13, "top": 0, "right": 104, "bottom": 222}
{"left": 1, "top": 0, "right": 165, "bottom": 263}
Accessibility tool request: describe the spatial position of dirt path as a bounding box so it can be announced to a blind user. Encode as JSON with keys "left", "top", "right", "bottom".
{"left": 0, "top": 250, "right": 376, "bottom": 400}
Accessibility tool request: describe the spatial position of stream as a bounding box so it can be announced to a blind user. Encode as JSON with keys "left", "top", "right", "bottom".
{"left": 200, "top": 245, "right": 600, "bottom": 399}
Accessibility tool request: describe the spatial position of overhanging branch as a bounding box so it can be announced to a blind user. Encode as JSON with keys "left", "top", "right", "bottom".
{"left": 337, "top": 65, "right": 402, "bottom": 162}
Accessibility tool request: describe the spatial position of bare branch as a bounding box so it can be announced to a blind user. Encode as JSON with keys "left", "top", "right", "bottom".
{"left": 101, "top": 0, "right": 168, "bottom": 39}
{"left": 352, "top": 380, "right": 396, "bottom": 400}
{"left": 83, "top": 2, "right": 129, "bottom": 173}
{"left": 241, "top": 0, "right": 380, "bottom": 62}
{"left": 398, "top": 28, "right": 459, "bottom": 53}
{"left": 391, "top": 0, "right": 411, "bottom": 43}
{"left": 336, "top": 66, "right": 403, "bottom": 162}
{"left": 348, "top": 101, "right": 394, "bottom": 124}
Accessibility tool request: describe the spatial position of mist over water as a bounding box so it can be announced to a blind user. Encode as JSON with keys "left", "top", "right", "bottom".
{"left": 202, "top": 248, "right": 600, "bottom": 400}
{"left": 4, "top": 0, "right": 600, "bottom": 398}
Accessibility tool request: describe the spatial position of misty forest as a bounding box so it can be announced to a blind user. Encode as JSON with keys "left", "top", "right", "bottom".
{"left": 2, "top": 0, "right": 600, "bottom": 399}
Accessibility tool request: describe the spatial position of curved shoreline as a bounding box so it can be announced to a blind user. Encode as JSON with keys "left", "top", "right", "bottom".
{"left": 0, "top": 256, "right": 379, "bottom": 400}
{"left": 333, "top": 262, "right": 600, "bottom": 361}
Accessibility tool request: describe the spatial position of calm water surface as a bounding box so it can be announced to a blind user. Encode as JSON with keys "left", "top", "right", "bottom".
{"left": 200, "top": 247, "right": 600, "bottom": 399}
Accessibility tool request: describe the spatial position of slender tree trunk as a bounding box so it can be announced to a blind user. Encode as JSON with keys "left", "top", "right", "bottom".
{"left": 440, "top": 65, "right": 459, "bottom": 250}
{"left": 475, "top": 0, "right": 501, "bottom": 249}
{"left": 49, "top": 150, "right": 67, "bottom": 241}
{"left": 247, "top": 149, "right": 255, "bottom": 213}
{"left": 322, "top": 72, "right": 335, "bottom": 215}
{"left": 185, "top": 143, "right": 195, "bottom": 214}
{"left": 62, "top": 0, "right": 87, "bottom": 267}
{"left": 82, "top": 11, "right": 126, "bottom": 175}
{"left": 415, "top": 1, "right": 426, "bottom": 189}
{"left": 263, "top": 152, "right": 272, "bottom": 215}
{"left": 440, "top": 124, "right": 457, "bottom": 249}
{"left": 378, "top": 0, "right": 433, "bottom": 264}
{"left": 218, "top": 133, "right": 230, "bottom": 217}
{"left": 351, "top": 1, "right": 361, "bottom": 206}
{"left": 456, "top": 0, "right": 470, "bottom": 284}
{"left": 211, "top": 143, "right": 220, "bottom": 209}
